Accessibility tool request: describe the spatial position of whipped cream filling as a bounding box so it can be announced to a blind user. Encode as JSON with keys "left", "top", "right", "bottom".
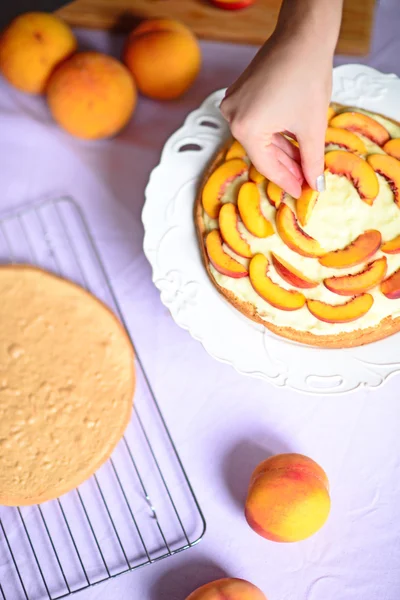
{"left": 203, "top": 107, "right": 400, "bottom": 335}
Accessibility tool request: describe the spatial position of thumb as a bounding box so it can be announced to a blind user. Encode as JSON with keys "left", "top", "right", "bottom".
{"left": 297, "top": 124, "right": 326, "bottom": 191}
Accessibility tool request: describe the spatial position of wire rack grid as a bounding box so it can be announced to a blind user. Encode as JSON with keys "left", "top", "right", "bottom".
{"left": 0, "top": 197, "right": 206, "bottom": 600}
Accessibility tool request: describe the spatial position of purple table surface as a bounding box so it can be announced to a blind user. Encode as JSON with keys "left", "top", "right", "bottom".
{"left": 1, "top": 1, "right": 400, "bottom": 598}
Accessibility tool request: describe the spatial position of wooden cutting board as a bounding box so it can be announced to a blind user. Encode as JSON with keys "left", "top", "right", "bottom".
{"left": 58, "top": 0, "right": 376, "bottom": 55}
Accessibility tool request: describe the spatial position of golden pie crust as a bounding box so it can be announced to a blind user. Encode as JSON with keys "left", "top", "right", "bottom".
{"left": 0, "top": 265, "right": 135, "bottom": 505}
{"left": 195, "top": 135, "right": 400, "bottom": 349}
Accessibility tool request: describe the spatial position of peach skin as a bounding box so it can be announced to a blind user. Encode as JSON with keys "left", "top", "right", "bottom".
{"left": 367, "top": 154, "right": 400, "bottom": 208}
{"left": 383, "top": 139, "right": 400, "bottom": 161}
{"left": 219, "top": 203, "right": 252, "bottom": 258}
{"left": 325, "top": 150, "right": 379, "bottom": 205}
{"left": 324, "top": 257, "right": 387, "bottom": 296}
{"left": 238, "top": 182, "right": 274, "bottom": 238}
{"left": 271, "top": 253, "right": 318, "bottom": 289}
{"left": 381, "top": 235, "right": 400, "bottom": 254}
{"left": 202, "top": 159, "right": 248, "bottom": 219}
{"left": 307, "top": 294, "right": 374, "bottom": 323}
{"left": 330, "top": 111, "right": 390, "bottom": 146}
{"left": 381, "top": 268, "right": 400, "bottom": 299}
{"left": 325, "top": 127, "right": 367, "bottom": 155}
{"left": 206, "top": 230, "right": 248, "bottom": 278}
{"left": 245, "top": 453, "right": 330, "bottom": 542}
{"left": 0, "top": 12, "right": 76, "bottom": 94}
{"left": 186, "top": 578, "right": 266, "bottom": 600}
{"left": 296, "top": 184, "right": 319, "bottom": 226}
{"left": 249, "top": 254, "right": 306, "bottom": 311}
{"left": 276, "top": 204, "right": 324, "bottom": 257}
{"left": 319, "top": 230, "right": 382, "bottom": 269}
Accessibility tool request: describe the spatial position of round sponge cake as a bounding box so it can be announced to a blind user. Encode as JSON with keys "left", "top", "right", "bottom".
{"left": 0, "top": 265, "right": 135, "bottom": 505}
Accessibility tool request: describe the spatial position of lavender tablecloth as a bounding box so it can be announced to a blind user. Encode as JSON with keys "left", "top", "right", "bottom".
{"left": 1, "top": 1, "right": 400, "bottom": 598}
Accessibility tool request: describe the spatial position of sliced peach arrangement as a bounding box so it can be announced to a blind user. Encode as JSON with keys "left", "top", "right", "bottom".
{"left": 202, "top": 158, "right": 248, "bottom": 219}
{"left": 238, "top": 182, "right": 274, "bottom": 238}
{"left": 249, "top": 164, "right": 265, "bottom": 183}
{"left": 324, "top": 257, "right": 387, "bottom": 296}
{"left": 381, "top": 235, "right": 400, "bottom": 254}
{"left": 266, "top": 180, "right": 284, "bottom": 208}
{"left": 276, "top": 204, "right": 324, "bottom": 257}
{"left": 325, "top": 127, "right": 367, "bottom": 155}
{"left": 249, "top": 254, "right": 306, "bottom": 311}
{"left": 225, "top": 139, "right": 246, "bottom": 160}
{"left": 307, "top": 294, "right": 374, "bottom": 323}
{"left": 325, "top": 150, "right": 379, "bottom": 205}
{"left": 271, "top": 253, "right": 318, "bottom": 289}
{"left": 383, "top": 138, "right": 400, "bottom": 160}
{"left": 330, "top": 111, "right": 390, "bottom": 146}
{"left": 219, "top": 202, "right": 252, "bottom": 258}
{"left": 381, "top": 268, "right": 400, "bottom": 299}
{"left": 296, "top": 184, "right": 319, "bottom": 226}
{"left": 319, "top": 230, "right": 381, "bottom": 269}
{"left": 205, "top": 229, "right": 248, "bottom": 278}
{"left": 367, "top": 154, "right": 400, "bottom": 207}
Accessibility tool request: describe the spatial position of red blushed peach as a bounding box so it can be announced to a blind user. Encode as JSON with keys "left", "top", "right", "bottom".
{"left": 245, "top": 453, "right": 330, "bottom": 543}
{"left": 325, "top": 150, "right": 379, "bottom": 206}
{"left": 367, "top": 153, "right": 400, "bottom": 208}
{"left": 249, "top": 254, "right": 306, "bottom": 311}
{"left": 323, "top": 257, "right": 387, "bottom": 295}
{"left": 219, "top": 202, "right": 252, "bottom": 258}
{"left": 381, "top": 268, "right": 400, "bottom": 299}
{"left": 330, "top": 111, "right": 390, "bottom": 146}
{"left": 307, "top": 294, "right": 374, "bottom": 323}
{"left": 202, "top": 158, "right": 248, "bottom": 219}
{"left": 186, "top": 578, "right": 267, "bottom": 600}
{"left": 319, "top": 230, "right": 382, "bottom": 269}
{"left": 276, "top": 204, "right": 324, "bottom": 258}
{"left": 206, "top": 229, "right": 248, "bottom": 278}
{"left": 271, "top": 253, "right": 318, "bottom": 289}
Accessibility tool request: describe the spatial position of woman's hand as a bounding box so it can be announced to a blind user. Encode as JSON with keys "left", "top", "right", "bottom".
{"left": 220, "top": 0, "right": 343, "bottom": 198}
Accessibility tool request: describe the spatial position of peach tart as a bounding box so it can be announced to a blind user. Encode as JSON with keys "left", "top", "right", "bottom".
{"left": 195, "top": 104, "right": 400, "bottom": 348}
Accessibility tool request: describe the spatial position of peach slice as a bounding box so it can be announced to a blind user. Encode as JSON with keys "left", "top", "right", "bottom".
{"left": 238, "top": 182, "right": 274, "bottom": 238}
{"left": 296, "top": 184, "right": 319, "bottom": 226}
{"left": 249, "top": 254, "right": 306, "bottom": 310}
{"left": 249, "top": 164, "right": 265, "bottom": 183}
{"left": 266, "top": 180, "right": 284, "bottom": 208}
{"left": 324, "top": 257, "right": 387, "bottom": 296}
{"left": 226, "top": 139, "right": 246, "bottom": 160}
{"left": 381, "top": 268, "right": 400, "bottom": 299}
{"left": 325, "top": 150, "right": 379, "bottom": 205}
{"left": 276, "top": 203, "right": 324, "bottom": 257}
{"left": 205, "top": 229, "right": 248, "bottom": 278}
{"left": 271, "top": 253, "right": 318, "bottom": 289}
{"left": 330, "top": 111, "right": 390, "bottom": 146}
{"left": 307, "top": 294, "right": 374, "bottom": 323}
{"left": 325, "top": 127, "right": 367, "bottom": 155}
{"left": 381, "top": 235, "right": 400, "bottom": 254}
{"left": 367, "top": 153, "right": 400, "bottom": 207}
{"left": 202, "top": 158, "right": 248, "bottom": 219}
{"left": 327, "top": 106, "right": 336, "bottom": 122}
{"left": 319, "top": 230, "right": 381, "bottom": 269}
{"left": 383, "top": 138, "right": 400, "bottom": 160}
{"left": 219, "top": 202, "right": 252, "bottom": 258}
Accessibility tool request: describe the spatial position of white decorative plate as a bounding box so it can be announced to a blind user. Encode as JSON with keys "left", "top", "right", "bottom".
{"left": 143, "top": 64, "right": 400, "bottom": 395}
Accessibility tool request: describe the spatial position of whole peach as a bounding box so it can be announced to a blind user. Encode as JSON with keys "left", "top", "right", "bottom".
{"left": 46, "top": 52, "right": 136, "bottom": 139}
{"left": 186, "top": 578, "right": 266, "bottom": 600}
{"left": 245, "top": 453, "right": 330, "bottom": 542}
{"left": 123, "top": 18, "right": 201, "bottom": 100}
{"left": 0, "top": 12, "right": 76, "bottom": 94}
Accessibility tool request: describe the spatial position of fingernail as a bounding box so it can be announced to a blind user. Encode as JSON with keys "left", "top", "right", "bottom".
{"left": 316, "top": 174, "right": 326, "bottom": 192}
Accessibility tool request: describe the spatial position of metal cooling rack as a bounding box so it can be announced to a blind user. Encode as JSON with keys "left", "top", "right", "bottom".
{"left": 0, "top": 198, "right": 205, "bottom": 600}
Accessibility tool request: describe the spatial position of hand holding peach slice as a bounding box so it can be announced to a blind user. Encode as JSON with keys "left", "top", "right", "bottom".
{"left": 238, "top": 182, "right": 274, "bottom": 238}
{"left": 330, "top": 111, "right": 390, "bottom": 146}
{"left": 383, "top": 138, "right": 400, "bottom": 160}
{"left": 271, "top": 253, "right": 318, "bottom": 289}
{"left": 381, "top": 268, "right": 400, "bottom": 299}
{"left": 319, "top": 230, "right": 381, "bottom": 268}
{"left": 249, "top": 164, "right": 265, "bottom": 183}
{"left": 325, "top": 150, "right": 379, "bottom": 205}
{"left": 324, "top": 257, "right": 387, "bottom": 296}
{"left": 186, "top": 578, "right": 266, "bottom": 600}
{"left": 206, "top": 230, "right": 248, "bottom": 278}
{"left": 266, "top": 180, "right": 284, "bottom": 208}
{"left": 325, "top": 127, "right": 367, "bottom": 155}
{"left": 202, "top": 158, "right": 248, "bottom": 219}
{"left": 226, "top": 139, "right": 246, "bottom": 160}
{"left": 367, "top": 154, "right": 400, "bottom": 207}
{"left": 276, "top": 204, "right": 324, "bottom": 257}
{"left": 381, "top": 235, "right": 400, "bottom": 254}
{"left": 307, "top": 294, "right": 374, "bottom": 323}
{"left": 245, "top": 453, "right": 330, "bottom": 543}
{"left": 249, "top": 254, "right": 306, "bottom": 311}
{"left": 219, "top": 203, "right": 252, "bottom": 258}
{"left": 296, "top": 184, "right": 319, "bottom": 226}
